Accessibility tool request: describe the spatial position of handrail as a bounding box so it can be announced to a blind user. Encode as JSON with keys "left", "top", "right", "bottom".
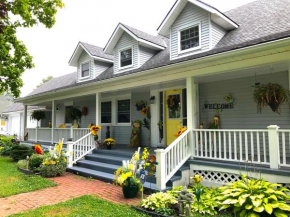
{"left": 155, "top": 129, "right": 191, "bottom": 190}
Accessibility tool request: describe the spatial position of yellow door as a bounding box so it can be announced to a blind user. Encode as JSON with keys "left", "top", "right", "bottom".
{"left": 165, "top": 89, "right": 182, "bottom": 145}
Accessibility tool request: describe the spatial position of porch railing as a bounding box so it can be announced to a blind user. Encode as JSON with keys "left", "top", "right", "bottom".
{"left": 25, "top": 128, "right": 90, "bottom": 144}
{"left": 67, "top": 132, "right": 96, "bottom": 167}
{"left": 155, "top": 129, "right": 191, "bottom": 190}
{"left": 192, "top": 129, "right": 270, "bottom": 165}
{"left": 278, "top": 129, "right": 290, "bottom": 168}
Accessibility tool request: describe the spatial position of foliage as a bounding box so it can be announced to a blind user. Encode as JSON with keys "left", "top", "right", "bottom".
{"left": 135, "top": 101, "right": 147, "bottom": 110}
{"left": 40, "top": 142, "right": 67, "bottom": 177}
{"left": 167, "top": 186, "right": 189, "bottom": 197}
{"left": 158, "top": 120, "right": 163, "bottom": 131}
{"left": 17, "top": 159, "right": 27, "bottom": 169}
{"left": 167, "top": 95, "right": 180, "bottom": 112}
{"left": 28, "top": 154, "right": 44, "bottom": 173}
{"left": 253, "top": 83, "right": 290, "bottom": 114}
{"left": 10, "top": 195, "right": 149, "bottom": 217}
{"left": 10, "top": 145, "right": 32, "bottom": 162}
{"left": 65, "top": 107, "right": 82, "bottom": 124}
{"left": 155, "top": 207, "right": 175, "bottom": 216}
{"left": 0, "top": 156, "right": 55, "bottom": 198}
{"left": 103, "top": 138, "right": 116, "bottom": 146}
{"left": 191, "top": 187, "right": 219, "bottom": 216}
{"left": 141, "top": 192, "right": 178, "bottom": 211}
{"left": 30, "top": 110, "right": 46, "bottom": 122}
{"left": 90, "top": 125, "right": 101, "bottom": 141}
{"left": 114, "top": 167, "right": 142, "bottom": 191}
{"left": 143, "top": 118, "right": 150, "bottom": 130}
{"left": 0, "top": 135, "right": 14, "bottom": 156}
{"left": 36, "top": 75, "right": 53, "bottom": 88}
{"left": 216, "top": 175, "right": 290, "bottom": 217}
{"left": 0, "top": 1, "right": 64, "bottom": 97}
{"left": 174, "top": 126, "right": 187, "bottom": 137}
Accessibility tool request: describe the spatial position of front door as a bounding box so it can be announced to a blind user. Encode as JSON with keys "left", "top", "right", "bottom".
{"left": 165, "top": 89, "right": 182, "bottom": 145}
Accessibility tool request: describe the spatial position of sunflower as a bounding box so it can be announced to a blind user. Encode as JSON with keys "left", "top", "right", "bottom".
{"left": 90, "top": 125, "right": 101, "bottom": 135}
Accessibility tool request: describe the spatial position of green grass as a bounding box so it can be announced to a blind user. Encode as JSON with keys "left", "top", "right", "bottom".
{"left": 11, "top": 195, "right": 150, "bottom": 217}
{"left": 0, "top": 157, "right": 56, "bottom": 198}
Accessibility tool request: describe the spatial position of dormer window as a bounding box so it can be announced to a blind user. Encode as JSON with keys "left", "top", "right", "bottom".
{"left": 81, "top": 62, "right": 90, "bottom": 78}
{"left": 120, "top": 48, "right": 132, "bottom": 69}
{"left": 178, "top": 24, "right": 201, "bottom": 54}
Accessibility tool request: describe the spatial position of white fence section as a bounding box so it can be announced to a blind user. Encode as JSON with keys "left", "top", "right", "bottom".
{"left": 67, "top": 132, "right": 96, "bottom": 166}
{"left": 25, "top": 128, "right": 91, "bottom": 144}
{"left": 155, "top": 129, "right": 191, "bottom": 190}
{"left": 192, "top": 129, "right": 270, "bottom": 165}
{"left": 278, "top": 129, "right": 290, "bottom": 168}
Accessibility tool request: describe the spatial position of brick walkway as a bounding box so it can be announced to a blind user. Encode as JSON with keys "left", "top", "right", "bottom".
{"left": 0, "top": 173, "right": 142, "bottom": 217}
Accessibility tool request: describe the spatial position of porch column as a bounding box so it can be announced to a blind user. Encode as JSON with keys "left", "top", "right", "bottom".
{"left": 150, "top": 90, "right": 159, "bottom": 147}
{"left": 22, "top": 105, "right": 27, "bottom": 141}
{"left": 96, "top": 93, "right": 101, "bottom": 141}
{"left": 267, "top": 125, "right": 280, "bottom": 169}
{"left": 186, "top": 77, "right": 198, "bottom": 158}
{"left": 51, "top": 100, "right": 56, "bottom": 144}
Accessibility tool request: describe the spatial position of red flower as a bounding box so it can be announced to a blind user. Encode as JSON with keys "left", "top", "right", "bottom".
{"left": 34, "top": 144, "right": 42, "bottom": 155}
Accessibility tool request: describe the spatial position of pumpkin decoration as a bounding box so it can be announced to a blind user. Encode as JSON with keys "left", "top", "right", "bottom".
{"left": 82, "top": 107, "right": 88, "bottom": 116}
{"left": 253, "top": 83, "right": 290, "bottom": 115}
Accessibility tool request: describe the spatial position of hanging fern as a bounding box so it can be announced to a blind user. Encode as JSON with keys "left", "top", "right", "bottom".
{"left": 253, "top": 83, "right": 290, "bottom": 114}
{"left": 65, "top": 107, "right": 82, "bottom": 123}
{"left": 31, "top": 110, "right": 46, "bottom": 121}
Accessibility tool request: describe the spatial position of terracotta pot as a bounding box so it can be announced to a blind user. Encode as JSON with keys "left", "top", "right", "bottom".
{"left": 122, "top": 185, "right": 139, "bottom": 199}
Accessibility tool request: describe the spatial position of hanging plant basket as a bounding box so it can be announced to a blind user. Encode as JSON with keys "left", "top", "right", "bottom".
{"left": 31, "top": 110, "right": 46, "bottom": 122}
{"left": 253, "top": 83, "right": 290, "bottom": 115}
{"left": 65, "top": 107, "right": 82, "bottom": 123}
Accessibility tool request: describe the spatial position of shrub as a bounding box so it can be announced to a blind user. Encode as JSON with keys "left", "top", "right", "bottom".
{"left": 216, "top": 175, "right": 290, "bottom": 217}
{"left": 0, "top": 136, "right": 14, "bottom": 156}
{"left": 29, "top": 154, "right": 44, "bottom": 173}
{"left": 10, "top": 145, "right": 32, "bottom": 162}
{"left": 17, "top": 159, "right": 27, "bottom": 169}
{"left": 141, "top": 192, "right": 177, "bottom": 212}
{"left": 40, "top": 142, "right": 67, "bottom": 178}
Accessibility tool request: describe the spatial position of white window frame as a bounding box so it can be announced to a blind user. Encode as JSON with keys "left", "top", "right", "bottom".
{"left": 117, "top": 98, "right": 131, "bottom": 125}
{"left": 119, "top": 46, "right": 133, "bottom": 70}
{"left": 101, "top": 101, "right": 112, "bottom": 125}
{"left": 80, "top": 60, "right": 90, "bottom": 79}
{"left": 178, "top": 23, "right": 201, "bottom": 55}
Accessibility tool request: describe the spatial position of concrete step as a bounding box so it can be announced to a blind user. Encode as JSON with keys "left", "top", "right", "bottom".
{"left": 85, "top": 153, "right": 130, "bottom": 165}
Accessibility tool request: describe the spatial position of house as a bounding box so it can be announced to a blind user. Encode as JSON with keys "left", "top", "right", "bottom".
{"left": 2, "top": 103, "right": 48, "bottom": 139}
{"left": 0, "top": 93, "right": 14, "bottom": 133}
{"left": 16, "top": 0, "right": 290, "bottom": 190}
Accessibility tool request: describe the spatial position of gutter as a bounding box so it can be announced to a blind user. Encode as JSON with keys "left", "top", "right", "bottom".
{"left": 16, "top": 35, "right": 290, "bottom": 103}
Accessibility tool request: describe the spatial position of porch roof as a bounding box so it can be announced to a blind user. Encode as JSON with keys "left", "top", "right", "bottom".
{"left": 18, "top": 0, "right": 290, "bottom": 101}
{"left": 2, "top": 103, "right": 46, "bottom": 114}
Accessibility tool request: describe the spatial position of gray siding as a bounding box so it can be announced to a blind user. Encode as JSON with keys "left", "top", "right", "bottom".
{"left": 94, "top": 61, "right": 111, "bottom": 78}
{"left": 171, "top": 2, "right": 210, "bottom": 59}
{"left": 113, "top": 32, "right": 139, "bottom": 73}
{"left": 101, "top": 126, "right": 131, "bottom": 145}
{"left": 77, "top": 51, "right": 94, "bottom": 82}
{"left": 139, "top": 45, "right": 156, "bottom": 66}
{"left": 211, "top": 22, "right": 227, "bottom": 48}
{"left": 199, "top": 71, "right": 290, "bottom": 129}
{"left": 74, "top": 97, "right": 96, "bottom": 128}
{"left": 56, "top": 104, "right": 65, "bottom": 127}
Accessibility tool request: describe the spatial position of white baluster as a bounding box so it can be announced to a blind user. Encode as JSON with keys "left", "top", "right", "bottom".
{"left": 219, "top": 131, "right": 221, "bottom": 159}
{"left": 205, "top": 131, "right": 208, "bottom": 157}
{"left": 251, "top": 132, "right": 254, "bottom": 162}
{"left": 223, "top": 131, "right": 226, "bottom": 159}
{"left": 282, "top": 132, "right": 286, "bottom": 165}
{"left": 234, "top": 132, "right": 237, "bottom": 160}
{"left": 239, "top": 132, "right": 243, "bottom": 161}
{"left": 214, "top": 132, "right": 217, "bottom": 159}
{"left": 229, "top": 132, "right": 232, "bottom": 160}
{"left": 245, "top": 132, "right": 248, "bottom": 161}
{"left": 209, "top": 131, "right": 212, "bottom": 158}
{"left": 257, "top": 132, "right": 260, "bottom": 163}
{"left": 263, "top": 132, "right": 266, "bottom": 163}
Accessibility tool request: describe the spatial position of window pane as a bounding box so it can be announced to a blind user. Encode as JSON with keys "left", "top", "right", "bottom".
{"left": 120, "top": 49, "right": 132, "bottom": 67}
{"left": 180, "top": 26, "right": 199, "bottom": 51}
{"left": 101, "top": 102, "right": 112, "bottom": 123}
{"left": 118, "top": 99, "right": 130, "bottom": 123}
{"left": 168, "top": 94, "right": 181, "bottom": 119}
{"left": 82, "top": 70, "right": 89, "bottom": 77}
{"left": 81, "top": 63, "right": 90, "bottom": 77}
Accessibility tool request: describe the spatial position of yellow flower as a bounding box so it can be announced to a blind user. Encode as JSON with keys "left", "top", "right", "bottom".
{"left": 128, "top": 164, "right": 132, "bottom": 170}
{"left": 190, "top": 175, "right": 203, "bottom": 184}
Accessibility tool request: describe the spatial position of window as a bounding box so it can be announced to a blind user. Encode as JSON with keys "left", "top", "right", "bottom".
{"left": 168, "top": 94, "right": 181, "bottom": 119}
{"left": 117, "top": 99, "right": 130, "bottom": 123}
{"left": 101, "top": 102, "right": 112, "bottom": 124}
{"left": 180, "top": 25, "right": 200, "bottom": 51}
{"left": 120, "top": 48, "right": 132, "bottom": 68}
{"left": 81, "top": 62, "right": 90, "bottom": 77}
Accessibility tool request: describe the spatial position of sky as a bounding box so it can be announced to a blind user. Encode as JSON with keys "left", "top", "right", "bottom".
{"left": 17, "top": 0, "right": 256, "bottom": 97}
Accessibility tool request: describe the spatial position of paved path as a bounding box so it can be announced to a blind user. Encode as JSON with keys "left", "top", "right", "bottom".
{"left": 0, "top": 173, "right": 141, "bottom": 217}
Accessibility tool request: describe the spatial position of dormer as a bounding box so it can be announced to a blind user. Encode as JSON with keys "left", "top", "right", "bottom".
{"left": 157, "top": 0, "right": 238, "bottom": 60}
{"left": 104, "top": 23, "right": 167, "bottom": 74}
{"left": 69, "top": 42, "right": 114, "bottom": 82}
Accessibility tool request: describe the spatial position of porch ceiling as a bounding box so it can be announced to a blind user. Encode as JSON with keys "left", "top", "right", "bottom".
{"left": 195, "top": 61, "right": 290, "bottom": 84}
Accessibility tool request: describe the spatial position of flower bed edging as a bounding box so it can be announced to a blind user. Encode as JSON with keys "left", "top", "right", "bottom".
{"left": 131, "top": 206, "right": 170, "bottom": 217}
{"left": 17, "top": 167, "right": 34, "bottom": 175}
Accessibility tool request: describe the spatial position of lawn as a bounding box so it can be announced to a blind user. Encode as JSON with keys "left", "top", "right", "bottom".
{"left": 11, "top": 195, "right": 149, "bottom": 217}
{"left": 0, "top": 157, "right": 56, "bottom": 198}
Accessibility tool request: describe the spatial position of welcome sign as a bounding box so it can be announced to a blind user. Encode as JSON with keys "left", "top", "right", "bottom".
{"left": 204, "top": 101, "right": 234, "bottom": 110}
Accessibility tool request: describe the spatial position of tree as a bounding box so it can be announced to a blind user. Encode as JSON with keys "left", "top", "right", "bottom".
{"left": 36, "top": 75, "right": 53, "bottom": 88}
{"left": 0, "top": 0, "right": 64, "bottom": 98}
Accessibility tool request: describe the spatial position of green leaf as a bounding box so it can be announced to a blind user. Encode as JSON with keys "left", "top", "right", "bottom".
{"left": 274, "top": 209, "right": 288, "bottom": 217}
{"left": 222, "top": 199, "right": 238, "bottom": 205}
{"left": 248, "top": 212, "right": 260, "bottom": 217}
{"left": 269, "top": 195, "right": 278, "bottom": 201}
{"left": 278, "top": 203, "right": 290, "bottom": 211}
{"left": 240, "top": 209, "right": 247, "bottom": 217}
{"left": 245, "top": 204, "right": 253, "bottom": 210}
{"left": 264, "top": 204, "right": 273, "bottom": 215}
{"left": 253, "top": 206, "right": 264, "bottom": 213}
{"left": 269, "top": 184, "right": 282, "bottom": 188}
{"left": 219, "top": 204, "right": 230, "bottom": 211}
{"left": 238, "top": 196, "right": 246, "bottom": 206}
{"left": 274, "top": 191, "right": 286, "bottom": 197}
{"left": 270, "top": 201, "right": 279, "bottom": 208}
{"left": 252, "top": 199, "right": 262, "bottom": 207}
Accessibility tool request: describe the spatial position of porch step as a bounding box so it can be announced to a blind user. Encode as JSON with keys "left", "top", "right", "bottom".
{"left": 67, "top": 148, "right": 187, "bottom": 191}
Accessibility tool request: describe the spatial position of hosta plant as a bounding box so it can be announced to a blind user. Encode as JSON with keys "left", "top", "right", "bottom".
{"left": 141, "top": 192, "right": 177, "bottom": 212}
{"left": 216, "top": 175, "right": 290, "bottom": 217}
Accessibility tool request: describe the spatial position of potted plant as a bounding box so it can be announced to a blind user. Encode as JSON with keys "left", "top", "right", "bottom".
{"left": 103, "top": 138, "right": 116, "bottom": 150}
{"left": 65, "top": 107, "right": 82, "bottom": 124}
{"left": 31, "top": 110, "right": 46, "bottom": 127}
{"left": 135, "top": 101, "right": 147, "bottom": 111}
{"left": 253, "top": 83, "right": 290, "bottom": 114}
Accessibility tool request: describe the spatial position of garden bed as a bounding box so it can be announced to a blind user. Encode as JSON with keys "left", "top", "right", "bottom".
{"left": 17, "top": 166, "right": 34, "bottom": 175}
{"left": 132, "top": 206, "right": 169, "bottom": 217}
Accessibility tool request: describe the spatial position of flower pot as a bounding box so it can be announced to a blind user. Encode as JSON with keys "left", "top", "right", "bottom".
{"left": 106, "top": 145, "right": 112, "bottom": 150}
{"left": 122, "top": 185, "right": 139, "bottom": 199}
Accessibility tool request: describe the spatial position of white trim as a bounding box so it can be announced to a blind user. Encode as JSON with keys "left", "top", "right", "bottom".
{"left": 178, "top": 22, "right": 202, "bottom": 55}
{"left": 79, "top": 60, "right": 91, "bottom": 79}
{"left": 208, "top": 14, "right": 213, "bottom": 49}
{"left": 118, "top": 46, "right": 134, "bottom": 70}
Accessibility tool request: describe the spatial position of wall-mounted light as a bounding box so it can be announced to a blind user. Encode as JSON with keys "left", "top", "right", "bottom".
{"left": 150, "top": 96, "right": 155, "bottom": 104}
{"left": 56, "top": 107, "right": 59, "bottom": 111}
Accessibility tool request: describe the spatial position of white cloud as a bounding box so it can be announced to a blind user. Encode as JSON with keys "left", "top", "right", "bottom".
{"left": 18, "top": 0, "right": 256, "bottom": 97}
